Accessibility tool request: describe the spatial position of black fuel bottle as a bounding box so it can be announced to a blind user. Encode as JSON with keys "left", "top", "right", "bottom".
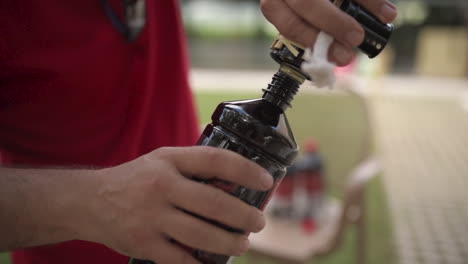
{"left": 129, "top": 0, "right": 393, "bottom": 263}
{"left": 129, "top": 45, "right": 307, "bottom": 264}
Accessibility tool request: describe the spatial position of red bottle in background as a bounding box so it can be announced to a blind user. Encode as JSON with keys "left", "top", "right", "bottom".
{"left": 270, "top": 137, "right": 326, "bottom": 234}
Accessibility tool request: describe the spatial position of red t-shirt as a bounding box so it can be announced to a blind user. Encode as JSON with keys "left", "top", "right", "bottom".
{"left": 0, "top": 0, "right": 199, "bottom": 263}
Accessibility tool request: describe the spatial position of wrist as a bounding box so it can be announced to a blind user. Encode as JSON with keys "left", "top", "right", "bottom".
{"left": 56, "top": 168, "right": 105, "bottom": 243}
{"left": 0, "top": 167, "right": 107, "bottom": 250}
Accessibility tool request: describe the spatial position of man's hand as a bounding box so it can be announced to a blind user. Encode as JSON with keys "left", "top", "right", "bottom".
{"left": 85, "top": 146, "right": 273, "bottom": 264}
{"left": 260, "top": 0, "right": 398, "bottom": 65}
{"left": 0, "top": 146, "right": 272, "bottom": 264}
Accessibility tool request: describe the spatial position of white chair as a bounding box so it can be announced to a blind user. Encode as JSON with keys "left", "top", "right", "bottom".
{"left": 247, "top": 158, "right": 381, "bottom": 264}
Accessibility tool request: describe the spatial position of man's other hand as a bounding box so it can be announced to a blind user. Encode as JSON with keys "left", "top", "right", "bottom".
{"left": 260, "top": 0, "right": 397, "bottom": 66}
{"left": 87, "top": 146, "right": 273, "bottom": 264}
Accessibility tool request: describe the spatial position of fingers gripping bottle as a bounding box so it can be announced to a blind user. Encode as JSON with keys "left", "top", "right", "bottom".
{"left": 129, "top": 0, "right": 392, "bottom": 263}
{"left": 129, "top": 36, "right": 307, "bottom": 264}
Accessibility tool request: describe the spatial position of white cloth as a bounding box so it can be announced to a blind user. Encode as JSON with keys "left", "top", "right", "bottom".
{"left": 301, "top": 32, "right": 336, "bottom": 88}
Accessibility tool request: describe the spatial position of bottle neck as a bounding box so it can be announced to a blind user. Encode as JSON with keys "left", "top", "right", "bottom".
{"left": 262, "top": 66, "right": 306, "bottom": 112}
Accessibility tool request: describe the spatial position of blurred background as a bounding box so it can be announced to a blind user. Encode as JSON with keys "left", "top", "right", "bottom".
{"left": 183, "top": 0, "right": 468, "bottom": 75}
{"left": 1, "top": 1, "right": 467, "bottom": 264}
{"left": 184, "top": 0, "right": 468, "bottom": 264}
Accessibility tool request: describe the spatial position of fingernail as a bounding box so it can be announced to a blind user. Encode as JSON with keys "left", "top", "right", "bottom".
{"left": 238, "top": 238, "right": 250, "bottom": 255}
{"left": 385, "top": 1, "right": 397, "bottom": 10}
{"left": 261, "top": 171, "right": 273, "bottom": 189}
{"left": 345, "top": 30, "right": 364, "bottom": 47}
{"left": 332, "top": 45, "right": 353, "bottom": 66}
{"left": 255, "top": 212, "right": 266, "bottom": 232}
{"left": 380, "top": 2, "right": 398, "bottom": 23}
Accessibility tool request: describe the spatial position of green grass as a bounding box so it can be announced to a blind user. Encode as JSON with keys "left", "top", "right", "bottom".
{"left": 195, "top": 91, "right": 369, "bottom": 198}
{"left": 196, "top": 91, "right": 396, "bottom": 264}
{"left": 0, "top": 91, "right": 396, "bottom": 264}
{"left": 0, "top": 254, "right": 10, "bottom": 264}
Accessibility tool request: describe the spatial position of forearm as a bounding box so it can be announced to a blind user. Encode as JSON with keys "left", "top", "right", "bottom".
{"left": 0, "top": 167, "right": 101, "bottom": 251}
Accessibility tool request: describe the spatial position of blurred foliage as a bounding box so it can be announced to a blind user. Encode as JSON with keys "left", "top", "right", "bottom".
{"left": 182, "top": 0, "right": 468, "bottom": 73}
{"left": 182, "top": 0, "right": 277, "bottom": 40}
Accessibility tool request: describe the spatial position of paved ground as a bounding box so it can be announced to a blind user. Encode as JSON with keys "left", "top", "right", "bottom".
{"left": 370, "top": 83, "right": 468, "bottom": 264}
{"left": 192, "top": 69, "right": 468, "bottom": 264}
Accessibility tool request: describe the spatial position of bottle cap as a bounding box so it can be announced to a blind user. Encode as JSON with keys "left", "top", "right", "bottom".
{"left": 339, "top": 0, "right": 394, "bottom": 58}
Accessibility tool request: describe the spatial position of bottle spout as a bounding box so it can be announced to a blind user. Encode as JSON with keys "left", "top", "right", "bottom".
{"left": 262, "top": 65, "right": 305, "bottom": 111}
